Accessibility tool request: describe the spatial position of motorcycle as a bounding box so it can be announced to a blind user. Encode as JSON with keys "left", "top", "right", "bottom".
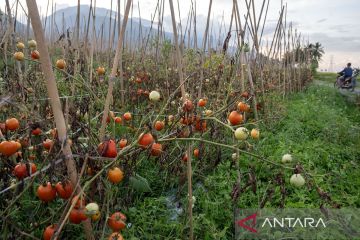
{"left": 334, "top": 68, "right": 359, "bottom": 91}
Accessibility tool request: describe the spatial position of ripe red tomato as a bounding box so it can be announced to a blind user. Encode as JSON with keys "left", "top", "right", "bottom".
{"left": 195, "top": 119, "right": 207, "bottom": 132}
{"left": 13, "top": 163, "right": 27, "bottom": 179}
{"left": 32, "top": 127, "right": 42, "bottom": 136}
{"left": 30, "top": 162, "right": 37, "bottom": 174}
{"left": 43, "top": 224, "right": 57, "bottom": 240}
{"left": 119, "top": 139, "right": 127, "bottom": 149}
{"left": 43, "top": 139, "right": 54, "bottom": 150}
{"left": 151, "top": 143, "right": 162, "bottom": 156}
{"left": 198, "top": 99, "right": 207, "bottom": 107}
{"left": 31, "top": 50, "right": 40, "bottom": 60}
{"left": 71, "top": 195, "right": 86, "bottom": 209}
{"left": 114, "top": 117, "right": 122, "bottom": 124}
{"left": 108, "top": 212, "right": 127, "bottom": 231}
{"left": 98, "top": 140, "right": 117, "bottom": 158}
{"left": 193, "top": 148, "right": 199, "bottom": 158}
{"left": 69, "top": 209, "right": 87, "bottom": 224}
{"left": 183, "top": 100, "right": 194, "bottom": 112}
{"left": 228, "top": 111, "right": 243, "bottom": 125}
{"left": 55, "top": 181, "right": 73, "bottom": 199}
{"left": 138, "top": 133, "right": 154, "bottom": 149}
{"left": 108, "top": 232, "right": 124, "bottom": 240}
{"left": 123, "top": 112, "right": 132, "bottom": 121}
{"left": 37, "top": 182, "right": 57, "bottom": 202}
{"left": 238, "top": 102, "right": 250, "bottom": 112}
{"left": 154, "top": 121, "right": 165, "bottom": 131}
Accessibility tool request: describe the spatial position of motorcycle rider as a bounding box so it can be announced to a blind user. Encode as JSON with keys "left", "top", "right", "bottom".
{"left": 338, "top": 63, "right": 353, "bottom": 84}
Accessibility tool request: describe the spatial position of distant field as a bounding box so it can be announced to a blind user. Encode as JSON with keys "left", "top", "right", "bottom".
{"left": 315, "top": 72, "right": 337, "bottom": 83}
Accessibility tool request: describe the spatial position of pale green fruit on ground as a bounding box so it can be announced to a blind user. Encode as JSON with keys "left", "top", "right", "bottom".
{"left": 149, "top": 90, "right": 160, "bottom": 102}
{"left": 282, "top": 154, "right": 293, "bottom": 163}
{"left": 290, "top": 174, "right": 305, "bottom": 187}
{"left": 85, "top": 202, "right": 99, "bottom": 216}
{"left": 234, "top": 127, "right": 248, "bottom": 140}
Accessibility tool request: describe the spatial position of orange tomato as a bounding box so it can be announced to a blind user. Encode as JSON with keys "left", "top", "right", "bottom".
{"left": 114, "top": 117, "right": 122, "bottom": 124}
{"left": 43, "top": 224, "right": 57, "bottom": 240}
{"left": 151, "top": 143, "right": 162, "bottom": 156}
{"left": 154, "top": 121, "right": 165, "bottom": 131}
{"left": 123, "top": 112, "right": 132, "bottom": 121}
{"left": 183, "top": 100, "right": 194, "bottom": 112}
{"left": 13, "top": 163, "right": 27, "bottom": 179}
{"left": 198, "top": 99, "right": 207, "bottom": 107}
{"left": 55, "top": 181, "right": 73, "bottom": 199}
{"left": 108, "top": 232, "right": 124, "bottom": 240}
{"left": 56, "top": 59, "right": 66, "bottom": 69}
{"left": 37, "top": 182, "right": 57, "bottom": 202}
{"left": 250, "top": 129, "right": 260, "bottom": 139}
{"left": 119, "top": 139, "right": 127, "bottom": 149}
{"left": 5, "top": 118, "right": 20, "bottom": 131}
{"left": 30, "top": 162, "right": 37, "bottom": 175}
{"left": 108, "top": 212, "right": 127, "bottom": 231}
{"left": 98, "top": 140, "right": 117, "bottom": 158}
{"left": 0, "top": 141, "right": 19, "bottom": 156}
{"left": 69, "top": 209, "right": 87, "bottom": 224}
{"left": 71, "top": 195, "right": 86, "bottom": 209}
{"left": 31, "top": 50, "right": 40, "bottom": 60}
{"left": 182, "top": 154, "right": 188, "bottom": 162}
{"left": 43, "top": 139, "right": 54, "bottom": 150}
{"left": 97, "top": 66, "right": 106, "bottom": 75}
{"left": 238, "top": 102, "right": 250, "bottom": 112}
{"left": 228, "top": 111, "right": 243, "bottom": 125}
{"left": 195, "top": 119, "right": 207, "bottom": 132}
{"left": 32, "top": 127, "right": 42, "bottom": 136}
{"left": 108, "top": 167, "right": 124, "bottom": 184}
{"left": 193, "top": 148, "right": 199, "bottom": 158}
{"left": 138, "top": 133, "right": 154, "bottom": 149}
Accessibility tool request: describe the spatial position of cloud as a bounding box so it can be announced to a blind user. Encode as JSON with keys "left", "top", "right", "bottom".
{"left": 309, "top": 32, "right": 360, "bottom": 52}
{"left": 328, "top": 24, "right": 351, "bottom": 34}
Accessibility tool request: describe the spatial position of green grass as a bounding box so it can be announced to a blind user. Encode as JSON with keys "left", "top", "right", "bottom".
{"left": 315, "top": 72, "right": 338, "bottom": 83}
{"left": 120, "top": 82, "right": 360, "bottom": 239}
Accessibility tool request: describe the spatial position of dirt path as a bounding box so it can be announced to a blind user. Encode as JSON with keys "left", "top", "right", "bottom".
{"left": 314, "top": 79, "right": 360, "bottom": 104}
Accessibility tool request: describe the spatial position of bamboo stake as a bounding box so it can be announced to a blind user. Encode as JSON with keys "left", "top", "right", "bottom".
{"left": 197, "top": 0, "right": 212, "bottom": 98}
{"left": 168, "top": 1, "right": 192, "bottom": 239}
{"left": 168, "top": 0, "right": 186, "bottom": 99}
{"left": 99, "top": 0, "right": 132, "bottom": 141}
{"left": 89, "top": 0, "right": 96, "bottom": 84}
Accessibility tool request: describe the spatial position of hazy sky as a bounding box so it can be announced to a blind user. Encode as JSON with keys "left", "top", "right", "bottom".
{"left": 2, "top": 0, "right": 359, "bottom": 71}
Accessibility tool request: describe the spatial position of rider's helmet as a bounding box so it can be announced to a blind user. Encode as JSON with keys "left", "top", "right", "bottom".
{"left": 347, "top": 63, "right": 351, "bottom": 67}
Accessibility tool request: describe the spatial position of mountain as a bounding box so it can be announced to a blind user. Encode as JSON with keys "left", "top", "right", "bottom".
{"left": 0, "top": 9, "right": 27, "bottom": 35}
{"left": 43, "top": 5, "right": 167, "bottom": 46}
